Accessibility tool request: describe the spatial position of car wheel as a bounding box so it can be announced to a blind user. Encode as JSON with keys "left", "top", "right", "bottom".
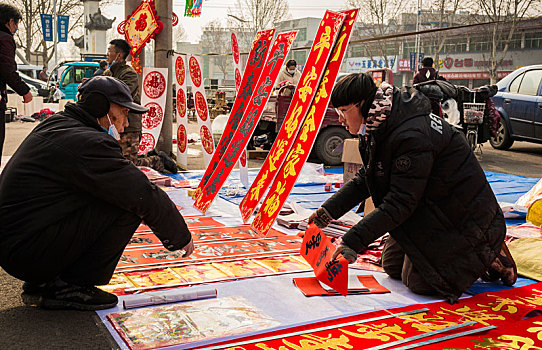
{"left": 313, "top": 127, "right": 352, "bottom": 166}
{"left": 489, "top": 115, "right": 514, "bottom": 150}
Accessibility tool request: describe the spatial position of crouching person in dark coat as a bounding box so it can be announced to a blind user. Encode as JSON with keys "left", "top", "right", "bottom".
{"left": 309, "top": 73, "right": 516, "bottom": 304}
{"left": 0, "top": 76, "right": 194, "bottom": 310}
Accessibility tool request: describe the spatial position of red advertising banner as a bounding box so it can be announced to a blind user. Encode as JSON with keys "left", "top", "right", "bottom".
{"left": 239, "top": 11, "right": 346, "bottom": 223}
{"left": 194, "top": 31, "right": 298, "bottom": 213}
{"left": 195, "top": 29, "right": 276, "bottom": 197}
{"left": 300, "top": 224, "right": 348, "bottom": 296}
{"left": 251, "top": 10, "right": 358, "bottom": 234}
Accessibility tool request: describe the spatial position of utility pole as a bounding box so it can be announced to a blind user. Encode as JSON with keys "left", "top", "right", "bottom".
{"left": 414, "top": 0, "right": 422, "bottom": 72}
{"left": 154, "top": 0, "right": 173, "bottom": 155}
{"left": 53, "top": 0, "right": 58, "bottom": 67}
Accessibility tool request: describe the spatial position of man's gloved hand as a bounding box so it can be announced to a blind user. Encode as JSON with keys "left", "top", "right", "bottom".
{"left": 308, "top": 207, "right": 334, "bottom": 228}
{"left": 331, "top": 242, "right": 358, "bottom": 264}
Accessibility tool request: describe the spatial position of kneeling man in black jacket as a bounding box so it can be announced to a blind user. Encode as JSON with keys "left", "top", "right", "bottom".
{"left": 0, "top": 76, "right": 194, "bottom": 310}
{"left": 310, "top": 73, "right": 516, "bottom": 304}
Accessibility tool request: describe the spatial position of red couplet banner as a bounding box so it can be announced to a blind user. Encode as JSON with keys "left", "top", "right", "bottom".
{"left": 194, "top": 29, "right": 276, "bottom": 198}
{"left": 194, "top": 31, "right": 298, "bottom": 213}
{"left": 251, "top": 9, "right": 359, "bottom": 235}
{"left": 301, "top": 224, "right": 348, "bottom": 296}
{"left": 239, "top": 11, "right": 346, "bottom": 224}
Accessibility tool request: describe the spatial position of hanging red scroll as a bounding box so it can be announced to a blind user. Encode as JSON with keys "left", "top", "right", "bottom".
{"left": 251, "top": 9, "right": 359, "bottom": 234}
{"left": 174, "top": 54, "right": 188, "bottom": 169}
{"left": 239, "top": 11, "right": 346, "bottom": 225}
{"left": 195, "top": 29, "right": 276, "bottom": 200}
{"left": 138, "top": 67, "right": 168, "bottom": 155}
{"left": 193, "top": 31, "right": 298, "bottom": 213}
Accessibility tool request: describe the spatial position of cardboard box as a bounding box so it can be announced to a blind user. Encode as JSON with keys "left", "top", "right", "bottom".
{"left": 342, "top": 138, "right": 363, "bottom": 183}
{"left": 341, "top": 138, "right": 375, "bottom": 215}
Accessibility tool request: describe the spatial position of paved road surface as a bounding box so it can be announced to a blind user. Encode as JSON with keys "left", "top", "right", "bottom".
{"left": 1, "top": 120, "right": 541, "bottom": 349}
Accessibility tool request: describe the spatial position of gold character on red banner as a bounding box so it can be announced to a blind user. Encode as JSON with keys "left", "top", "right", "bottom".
{"left": 284, "top": 103, "right": 304, "bottom": 139}
{"left": 476, "top": 295, "right": 524, "bottom": 314}
{"left": 283, "top": 143, "right": 305, "bottom": 178}
{"left": 268, "top": 139, "right": 288, "bottom": 172}
{"left": 299, "top": 106, "right": 316, "bottom": 142}
{"left": 400, "top": 312, "right": 458, "bottom": 333}
{"left": 314, "top": 26, "right": 331, "bottom": 63}
{"left": 437, "top": 305, "right": 505, "bottom": 326}
{"left": 263, "top": 181, "right": 286, "bottom": 217}
{"left": 249, "top": 171, "right": 268, "bottom": 201}
{"left": 340, "top": 323, "right": 406, "bottom": 342}
{"left": 297, "top": 66, "right": 318, "bottom": 103}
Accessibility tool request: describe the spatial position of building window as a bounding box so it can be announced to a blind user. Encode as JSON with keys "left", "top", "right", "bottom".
{"left": 525, "top": 32, "right": 542, "bottom": 49}
{"left": 293, "top": 50, "right": 307, "bottom": 65}
{"left": 297, "top": 28, "right": 307, "bottom": 42}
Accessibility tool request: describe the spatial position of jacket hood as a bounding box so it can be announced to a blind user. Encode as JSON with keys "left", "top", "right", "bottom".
{"left": 373, "top": 86, "right": 432, "bottom": 139}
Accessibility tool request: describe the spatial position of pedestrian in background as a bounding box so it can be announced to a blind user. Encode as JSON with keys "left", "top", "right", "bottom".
{"left": 275, "top": 59, "right": 301, "bottom": 96}
{"left": 413, "top": 57, "right": 437, "bottom": 84}
{"left": 39, "top": 66, "right": 48, "bottom": 82}
{"left": 0, "top": 3, "right": 32, "bottom": 159}
{"left": 93, "top": 60, "right": 107, "bottom": 77}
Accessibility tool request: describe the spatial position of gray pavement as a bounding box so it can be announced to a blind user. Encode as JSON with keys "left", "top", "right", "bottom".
{"left": 1, "top": 120, "right": 541, "bottom": 349}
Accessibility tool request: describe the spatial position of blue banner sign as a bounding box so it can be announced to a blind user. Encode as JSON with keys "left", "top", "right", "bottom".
{"left": 58, "top": 15, "right": 69, "bottom": 42}
{"left": 40, "top": 14, "right": 53, "bottom": 42}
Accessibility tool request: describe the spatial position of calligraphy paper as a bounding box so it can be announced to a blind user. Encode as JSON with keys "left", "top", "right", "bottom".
{"left": 194, "top": 31, "right": 298, "bottom": 213}
{"left": 251, "top": 10, "right": 358, "bottom": 234}
{"left": 241, "top": 10, "right": 346, "bottom": 226}
{"left": 300, "top": 223, "right": 348, "bottom": 296}
{"left": 206, "top": 282, "right": 542, "bottom": 350}
{"left": 195, "top": 29, "right": 275, "bottom": 197}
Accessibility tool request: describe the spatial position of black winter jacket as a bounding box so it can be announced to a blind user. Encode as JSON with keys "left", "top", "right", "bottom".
{"left": 0, "top": 103, "right": 191, "bottom": 251}
{"left": 0, "top": 28, "right": 30, "bottom": 111}
{"left": 322, "top": 86, "right": 505, "bottom": 303}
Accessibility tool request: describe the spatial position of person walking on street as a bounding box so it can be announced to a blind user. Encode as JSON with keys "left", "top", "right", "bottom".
{"left": 0, "top": 3, "right": 33, "bottom": 159}
{"left": 39, "top": 66, "right": 48, "bottom": 82}
{"left": 309, "top": 73, "right": 516, "bottom": 304}
{"left": 0, "top": 76, "right": 194, "bottom": 311}
{"left": 413, "top": 57, "right": 437, "bottom": 84}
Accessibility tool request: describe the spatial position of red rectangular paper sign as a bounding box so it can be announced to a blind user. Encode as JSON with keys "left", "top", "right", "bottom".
{"left": 194, "top": 31, "right": 298, "bottom": 213}
{"left": 240, "top": 11, "right": 347, "bottom": 224}
{"left": 251, "top": 9, "right": 359, "bottom": 234}
{"left": 195, "top": 29, "right": 276, "bottom": 196}
{"left": 300, "top": 223, "right": 348, "bottom": 296}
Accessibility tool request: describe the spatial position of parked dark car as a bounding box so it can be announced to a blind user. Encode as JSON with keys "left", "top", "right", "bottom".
{"left": 490, "top": 65, "right": 542, "bottom": 149}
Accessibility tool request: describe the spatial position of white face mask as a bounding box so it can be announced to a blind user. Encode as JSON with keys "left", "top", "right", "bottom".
{"left": 287, "top": 68, "right": 295, "bottom": 74}
{"left": 107, "top": 115, "right": 121, "bottom": 141}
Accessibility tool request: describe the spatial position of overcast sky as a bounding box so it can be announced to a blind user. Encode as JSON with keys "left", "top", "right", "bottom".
{"left": 102, "top": 0, "right": 349, "bottom": 43}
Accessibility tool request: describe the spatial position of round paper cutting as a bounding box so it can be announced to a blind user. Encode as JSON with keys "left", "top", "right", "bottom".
{"left": 142, "top": 102, "right": 163, "bottom": 129}
{"left": 231, "top": 33, "right": 240, "bottom": 64}
{"left": 234, "top": 68, "right": 242, "bottom": 91}
{"left": 189, "top": 56, "right": 202, "bottom": 87}
{"left": 176, "top": 89, "right": 187, "bottom": 118}
{"left": 240, "top": 149, "right": 247, "bottom": 167}
{"left": 143, "top": 71, "right": 166, "bottom": 99}
{"left": 194, "top": 91, "right": 208, "bottom": 121}
{"left": 177, "top": 124, "right": 187, "bottom": 153}
{"left": 200, "top": 125, "right": 214, "bottom": 154}
{"left": 139, "top": 132, "right": 156, "bottom": 154}
{"left": 175, "top": 56, "right": 186, "bottom": 86}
